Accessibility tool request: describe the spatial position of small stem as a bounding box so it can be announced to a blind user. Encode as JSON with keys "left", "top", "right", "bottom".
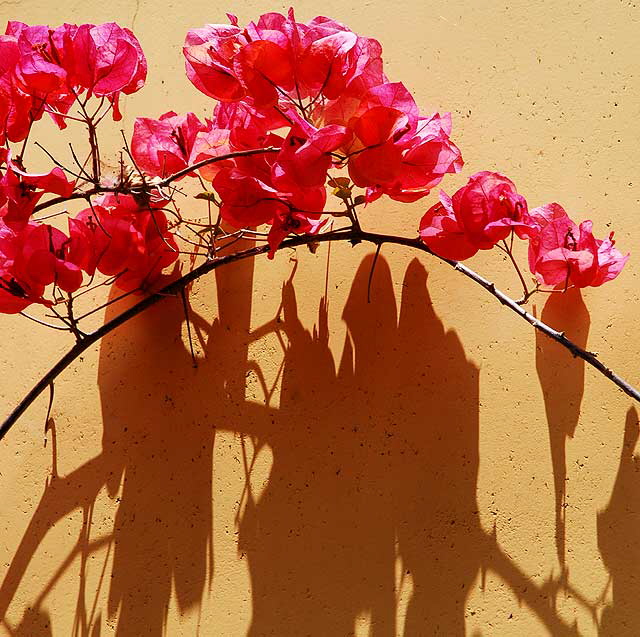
{"left": 64, "top": 296, "right": 85, "bottom": 342}
{"left": 86, "top": 118, "right": 100, "bottom": 183}
{"left": 34, "top": 142, "right": 85, "bottom": 181}
{"left": 73, "top": 287, "right": 140, "bottom": 322}
{"left": 18, "top": 312, "right": 71, "bottom": 331}
{"left": 68, "top": 143, "right": 94, "bottom": 183}
{"left": 501, "top": 237, "right": 531, "bottom": 303}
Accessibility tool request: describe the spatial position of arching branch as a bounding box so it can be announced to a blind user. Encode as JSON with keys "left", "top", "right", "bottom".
{"left": 1, "top": 227, "right": 638, "bottom": 443}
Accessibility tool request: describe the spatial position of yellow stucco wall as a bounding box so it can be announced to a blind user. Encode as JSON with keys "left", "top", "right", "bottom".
{"left": 1, "top": 1, "right": 639, "bottom": 635}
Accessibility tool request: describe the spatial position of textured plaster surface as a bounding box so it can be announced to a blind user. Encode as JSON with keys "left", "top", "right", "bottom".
{"left": 0, "top": 1, "right": 639, "bottom": 635}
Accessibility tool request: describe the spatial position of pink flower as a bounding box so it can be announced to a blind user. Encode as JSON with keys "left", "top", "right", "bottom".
{"left": 11, "top": 223, "right": 83, "bottom": 293}
{"left": 452, "top": 171, "right": 533, "bottom": 248}
{"left": 528, "top": 203, "right": 628, "bottom": 288}
{"left": 68, "top": 194, "right": 179, "bottom": 292}
{"left": 213, "top": 168, "right": 288, "bottom": 228}
{"left": 183, "top": 23, "right": 247, "bottom": 102}
{"left": 233, "top": 40, "right": 295, "bottom": 108}
{"left": 419, "top": 171, "right": 531, "bottom": 259}
{"left": 0, "top": 34, "right": 37, "bottom": 143}
{"left": 272, "top": 123, "right": 348, "bottom": 189}
{"left": 0, "top": 157, "right": 75, "bottom": 229}
{"left": 132, "top": 111, "right": 206, "bottom": 178}
{"left": 0, "top": 221, "right": 47, "bottom": 312}
{"left": 297, "top": 18, "right": 384, "bottom": 99}
{"left": 1, "top": 21, "right": 147, "bottom": 131}
{"left": 267, "top": 209, "right": 326, "bottom": 258}
{"left": 6, "top": 23, "right": 69, "bottom": 94}
{"left": 188, "top": 122, "right": 234, "bottom": 181}
{"left": 419, "top": 191, "right": 478, "bottom": 260}
{"left": 71, "top": 23, "right": 147, "bottom": 119}
{"left": 183, "top": 10, "right": 385, "bottom": 108}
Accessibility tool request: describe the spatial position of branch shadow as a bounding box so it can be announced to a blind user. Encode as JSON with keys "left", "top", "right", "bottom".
{"left": 598, "top": 407, "right": 640, "bottom": 636}
{"left": 536, "top": 289, "right": 590, "bottom": 567}
{"left": 238, "top": 254, "right": 401, "bottom": 636}
{"left": 0, "top": 244, "right": 263, "bottom": 635}
{"left": 392, "top": 259, "right": 481, "bottom": 635}
{"left": 97, "top": 248, "right": 264, "bottom": 634}
{"left": 0, "top": 250, "right": 588, "bottom": 636}
{"left": 237, "top": 255, "right": 580, "bottom": 636}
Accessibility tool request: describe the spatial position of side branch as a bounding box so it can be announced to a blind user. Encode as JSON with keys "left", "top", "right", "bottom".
{"left": 1, "top": 228, "right": 638, "bottom": 442}
{"left": 32, "top": 146, "right": 281, "bottom": 215}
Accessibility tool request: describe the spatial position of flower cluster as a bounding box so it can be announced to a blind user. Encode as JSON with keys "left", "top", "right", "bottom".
{"left": 0, "top": 21, "right": 147, "bottom": 144}
{"left": 0, "top": 150, "right": 178, "bottom": 313}
{"left": 171, "top": 9, "right": 463, "bottom": 254}
{"left": 0, "top": 21, "right": 182, "bottom": 313}
{"left": 419, "top": 171, "right": 628, "bottom": 289}
{"left": 0, "top": 10, "right": 629, "bottom": 317}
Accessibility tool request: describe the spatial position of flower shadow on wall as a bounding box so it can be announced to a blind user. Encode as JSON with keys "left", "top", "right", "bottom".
{"left": 598, "top": 406, "right": 640, "bottom": 636}
{"left": 235, "top": 255, "right": 482, "bottom": 635}
{"left": 536, "top": 288, "right": 590, "bottom": 567}
{"left": 0, "top": 252, "right": 594, "bottom": 636}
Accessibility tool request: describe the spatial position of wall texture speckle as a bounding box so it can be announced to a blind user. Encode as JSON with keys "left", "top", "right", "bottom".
{"left": 1, "top": 1, "right": 639, "bottom": 635}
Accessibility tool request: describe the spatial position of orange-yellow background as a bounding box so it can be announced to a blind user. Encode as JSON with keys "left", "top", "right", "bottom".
{"left": 1, "top": 1, "right": 639, "bottom": 635}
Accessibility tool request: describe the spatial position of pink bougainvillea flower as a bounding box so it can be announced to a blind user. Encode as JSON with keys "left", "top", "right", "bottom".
{"left": 0, "top": 159, "right": 75, "bottom": 229}
{"left": 419, "top": 191, "right": 479, "bottom": 261}
{"left": 420, "top": 170, "right": 532, "bottom": 253}
{"left": 184, "top": 11, "right": 386, "bottom": 108}
{"left": 267, "top": 209, "right": 326, "bottom": 258}
{"left": 2, "top": 21, "right": 146, "bottom": 129}
{"left": 527, "top": 203, "right": 628, "bottom": 288}
{"left": 4, "top": 23, "right": 78, "bottom": 130}
{"left": 318, "top": 83, "right": 462, "bottom": 201}
{"left": 419, "top": 171, "right": 530, "bottom": 259}
{"left": 0, "top": 221, "right": 49, "bottom": 312}
{"left": 5, "top": 22, "right": 68, "bottom": 95}
{"left": 591, "top": 232, "right": 629, "bottom": 286}
{"left": 0, "top": 261, "right": 37, "bottom": 313}
{"left": 298, "top": 29, "right": 357, "bottom": 96}
{"left": 272, "top": 123, "right": 349, "bottom": 189}
{"left": 132, "top": 111, "right": 206, "bottom": 178}
{"left": 297, "top": 15, "right": 385, "bottom": 99}
{"left": 71, "top": 22, "right": 147, "bottom": 119}
{"left": 213, "top": 168, "right": 288, "bottom": 228}
{"left": 11, "top": 223, "right": 83, "bottom": 293}
{"left": 347, "top": 106, "right": 409, "bottom": 186}
{"left": 233, "top": 40, "right": 295, "bottom": 108}
{"left": 372, "top": 113, "right": 463, "bottom": 203}
{"left": 451, "top": 171, "right": 533, "bottom": 248}
{"left": 0, "top": 34, "right": 36, "bottom": 143}
{"left": 68, "top": 194, "right": 178, "bottom": 292}
{"left": 183, "top": 23, "right": 247, "bottom": 102}
{"left": 188, "top": 122, "right": 233, "bottom": 181}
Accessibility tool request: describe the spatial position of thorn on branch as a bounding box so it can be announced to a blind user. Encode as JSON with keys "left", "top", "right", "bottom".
{"left": 44, "top": 382, "right": 54, "bottom": 447}
{"left": 180, "top": 288, "right": 198, "bottom": 368}
{"left": 367, "top": 243, "right": 383, "bottom": 304}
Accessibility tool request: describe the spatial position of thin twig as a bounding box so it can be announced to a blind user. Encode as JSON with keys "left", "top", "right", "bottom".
{"left": 31, "top": 146, "right": 281, "bottom": 215}
{"left": 18, "top": 312, "right": 71, "bottom": 331}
